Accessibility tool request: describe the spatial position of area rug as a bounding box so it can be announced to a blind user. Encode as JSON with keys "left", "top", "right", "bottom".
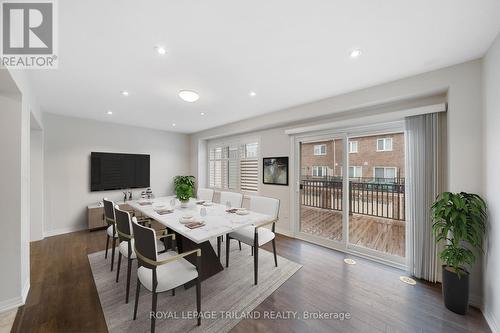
{"left": 88, "top": 240, "right": 302, "bottom": 332}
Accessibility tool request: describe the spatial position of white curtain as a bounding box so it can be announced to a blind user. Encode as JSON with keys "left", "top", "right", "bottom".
{"left": 405, "top": 112, "right": 445, "bottom": 282}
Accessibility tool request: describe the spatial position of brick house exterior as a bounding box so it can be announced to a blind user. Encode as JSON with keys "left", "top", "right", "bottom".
{"left": 301, "top": 133, "right": 405, "bottom": 180}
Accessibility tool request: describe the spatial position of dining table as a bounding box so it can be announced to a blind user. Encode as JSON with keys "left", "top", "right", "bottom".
{"left": 127, "top": 196, "right": 273, "bottom": 285}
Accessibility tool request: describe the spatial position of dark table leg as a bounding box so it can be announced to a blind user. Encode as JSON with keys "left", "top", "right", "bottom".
{"left": 177, "top": 234, "right": 224, "bottom": 288}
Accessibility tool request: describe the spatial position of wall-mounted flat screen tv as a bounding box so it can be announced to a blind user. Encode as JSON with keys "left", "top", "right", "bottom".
{"left": 90, "top": 152, "right": 150, "bottom": 191}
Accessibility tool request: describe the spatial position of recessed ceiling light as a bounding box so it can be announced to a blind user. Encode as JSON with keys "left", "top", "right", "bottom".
{"left": 172, "top": 123, "right": 176, "bottom": 127}
{"left": 155, "top": 46, "right": 166, "bottom": 55}
{"left": 121, "top": 90, "right": 129, "bottom": 96}
{"left": 178, "top": 90, "right": 199, "bottom": 102}
{"left": 200, "top": 112, "right": 206, "bottom": 116}
{"left": 106, "top": 110, "right": 113, "bottom": 115}
{"left": 350, "top": 49, "right": 362, "bottom": 58}
{"left": 249, "top": 91, "right": 257, "bottom": 97}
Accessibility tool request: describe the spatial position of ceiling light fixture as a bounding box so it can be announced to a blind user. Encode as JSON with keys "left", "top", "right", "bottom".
{"left": 106, "top": 110, "right": 113, "bottom": 115}
{"left": 172, "top": 123, "right": 176, "bottom": 127}
{"left": 178, "top": 90, "right": 200, "bottom": 102}
{"left": 200, "top": 112, "right": 206, "bottom": 116}
{"left": 350, "top": 49, "right": 362, "bottom": 58}
{"left": 121, "top": 90, "right": 129, "bottom": 96}
{"left": 155, "top": 46, "right": 166, "bottom": 55}
{"left": 249, "top": 91, "right": 257, "bottom": 97}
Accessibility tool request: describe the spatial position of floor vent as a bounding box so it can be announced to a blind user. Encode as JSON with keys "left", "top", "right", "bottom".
{"left": 399, "top": 276, "right": 417, "bottom": 285}
{"left": 343, "top": 258, "right": 356, "bottom": 265}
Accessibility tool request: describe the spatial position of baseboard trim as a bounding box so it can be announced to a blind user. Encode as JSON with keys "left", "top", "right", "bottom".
{"left": 44, "top": 225, "right": 87, "bottom": 238}
{"left": 0, "top": 296, "right": 23, "bottom": 314}
{"left": 21, "top": 281, "right": 30, "bottom": 304}
{"left": 483, "top": 308, "right": 500, "bottom": 333}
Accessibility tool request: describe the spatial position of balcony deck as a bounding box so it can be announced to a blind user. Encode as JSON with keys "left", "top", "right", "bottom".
{"left": 300, "top": 206, "right": 405, "bottom": 258}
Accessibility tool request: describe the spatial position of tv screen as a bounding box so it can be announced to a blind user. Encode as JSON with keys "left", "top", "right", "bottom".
{"left": 90, "top": 152, "right": 150, "bottom": 191}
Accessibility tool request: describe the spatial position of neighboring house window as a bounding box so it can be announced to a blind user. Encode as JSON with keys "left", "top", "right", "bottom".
{"left": 349, "top": 141, "right": 358, "bottom": 153}
{"left": 349, "top": 166, "right": 362, "bottom": 178}
{"left": 312, "top": 166, "right": 327, "bottom": 177}
{"left": 208, "top": 141, "right": 260, "bottom": 192}
{"left": 374, "top": 167, "right": 397, "bottom": 180}
{"left": 313, "top": 144, "right": 327, "bottom": 155}
{"left": 377, "top": 138, "right": 393, "bottom": 151}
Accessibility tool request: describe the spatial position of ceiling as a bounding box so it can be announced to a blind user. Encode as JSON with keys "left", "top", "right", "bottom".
{"left": 28, "top": 0, "right": 500, "bottom": 133}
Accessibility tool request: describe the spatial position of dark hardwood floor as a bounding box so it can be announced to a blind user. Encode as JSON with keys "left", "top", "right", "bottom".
{"left": 12, "top": 230, "right": 490, "bottom": 333}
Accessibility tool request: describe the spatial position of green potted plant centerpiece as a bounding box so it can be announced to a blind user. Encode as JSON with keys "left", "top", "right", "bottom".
{"left": 431, "top": 192, "right": 487, "bottom": 315}
{"left": 174, "top": 176, "right": 195, "bottom": 208}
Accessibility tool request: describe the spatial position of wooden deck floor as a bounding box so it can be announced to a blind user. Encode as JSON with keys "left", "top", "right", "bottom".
{"left": 300, "top": 206, "right": 406, "bottom": 257}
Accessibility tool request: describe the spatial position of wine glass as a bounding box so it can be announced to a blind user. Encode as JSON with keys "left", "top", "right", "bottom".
{"left": 200, "top": 207, "right": 207, "bottom": 218}
{"left": 170, "top": 198, "right": 176, "bottom": 210}
{"left": 226, "top": 200, "right": 231, "bottom": 211}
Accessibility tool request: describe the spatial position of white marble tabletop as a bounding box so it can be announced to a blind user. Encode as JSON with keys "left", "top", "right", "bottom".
{"left": 127, "top": 196, "right": 273, "bottom": 243}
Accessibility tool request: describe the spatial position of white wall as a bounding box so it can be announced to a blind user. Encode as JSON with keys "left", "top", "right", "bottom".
{"left": 0, "top": 69, "right": 42, "bottom": 312}
{"left": 483, "top": 33, "right": 500, "bottom": 332}
{"left": 30, "top": 121, "right": 44, "bottom": 242}
{"left": 190, "top": 59, "right": 484, "bottom": 305}
{"left": 0, "top": 94, "right": 23, "bottom": 312}
{"left": 43, "top": 113, "right": 191, "bottom": 236}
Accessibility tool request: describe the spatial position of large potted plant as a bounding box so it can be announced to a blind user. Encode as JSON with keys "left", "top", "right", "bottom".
{"left": 174, "top": 176, "right": 195, "bottom": 208}
{"left": 431, "top": 192, "right": 487, "bottom": 315}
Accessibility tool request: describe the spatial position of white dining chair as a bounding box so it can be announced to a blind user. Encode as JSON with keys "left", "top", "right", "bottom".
{"left": 218, "top": 191, "right": 244, "bottom": 257}
{"left": 226, "top": 196, "right": 280, "bottom": 285}
{"left": 114, "top": 207, "right": 168, "bottom": 304}
{"left": 197, "top": 188, "right": 214, "bottom": 202}
{"left": 103, "top": 198, "right": 118, "bottom": 271}
{"left": 132, "top": 220, "right": 201, "bottom": 332}
{"left": 219, "top": 191, "right": 243, "bottom": 208}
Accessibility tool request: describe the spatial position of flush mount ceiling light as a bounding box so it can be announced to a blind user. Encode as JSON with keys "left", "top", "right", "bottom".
{"left": 200, "top": 112, "right": 206, "bottom": 116}
{"left": 121, "top": 90, "right": 129, "bottom": 96}
{"left": 106, "top": 110, "right": 113, "bottom": 115}
{"left": 350, "top": 49, "right": 362, "bottom": 58}
{"left": 172, "top": 123, "right": 176, "bottom": 127}
{"left": 249, "top": 91, "right": 257, "bottom": 97}
{"left": 178, "top": 90, "right": 200, "bottom": 103}
{"left": 155, "top": 46, "right": 166, "bottom": 55}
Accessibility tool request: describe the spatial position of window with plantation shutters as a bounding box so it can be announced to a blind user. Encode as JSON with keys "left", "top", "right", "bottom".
{"left": 240, "top": 142, "right": 259, "bottom": 192}
{"left": 208, "top": 140, "right": 259, "bottom": 193}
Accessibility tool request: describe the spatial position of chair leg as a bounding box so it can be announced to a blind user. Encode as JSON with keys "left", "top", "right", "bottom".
{"left": 172, "top": 288, "right": 175, "bottom": 296}
{"left": 254, "top": 246, "right": 259, "bottom": 285}
{"left": 238, "top": 241, "right": 242, "bottom": 251}
{"left": 217, "top": 236, "right": 221, "bottom": 259}
{"left": 151, "top": 291, "right": 158, "bottom": 333}
{"left": 105, "top": 235, "right": 110, "bottom": 259}
{"left": 110, "top": 237, "right": 116, "bottom": 271}
{"left": 251, "top": 246, "right": 254, "bottom": 256}
{"left": 272, "top": 238, "right": 278, "bottom": 267}
{"left": 133, "top": 275, "right": 141, "bottom": 320}
{"left": 225, "top": 234, "right": 230, "bottom": 268}
{"left": 125, "top": 258, "right": 132, "bottom": 303}
{"left": 196, "top": 278, "right": 201, "bottom": 326}
{"left": 115, "top": 253, "right": 122, "bottom": 282}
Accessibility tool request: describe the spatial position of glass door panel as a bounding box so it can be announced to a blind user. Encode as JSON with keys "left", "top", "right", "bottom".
{"left": 299, "top": 138, "right": 344, "bottom": 242}
{"left": 347, "top": 133, "right": 406, "bottom": 259}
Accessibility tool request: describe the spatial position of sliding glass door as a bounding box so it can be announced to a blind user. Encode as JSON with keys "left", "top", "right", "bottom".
{"left": 295, "top": 126, "right": 406, "bottom": 266}
{"left": 346, "top": 133, "right": 406, "bottom": 263}
{"left": 299, "top": 137, "right": 345, "bottom": 245}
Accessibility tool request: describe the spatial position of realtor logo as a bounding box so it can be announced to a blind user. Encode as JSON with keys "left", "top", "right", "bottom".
{"left": 1, "top": 0, "right": 58, "bottom": 68}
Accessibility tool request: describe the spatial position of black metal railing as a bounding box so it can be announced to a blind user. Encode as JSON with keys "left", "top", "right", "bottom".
{"left": 300, "top": 177, "right": 405, "bottom": 221}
